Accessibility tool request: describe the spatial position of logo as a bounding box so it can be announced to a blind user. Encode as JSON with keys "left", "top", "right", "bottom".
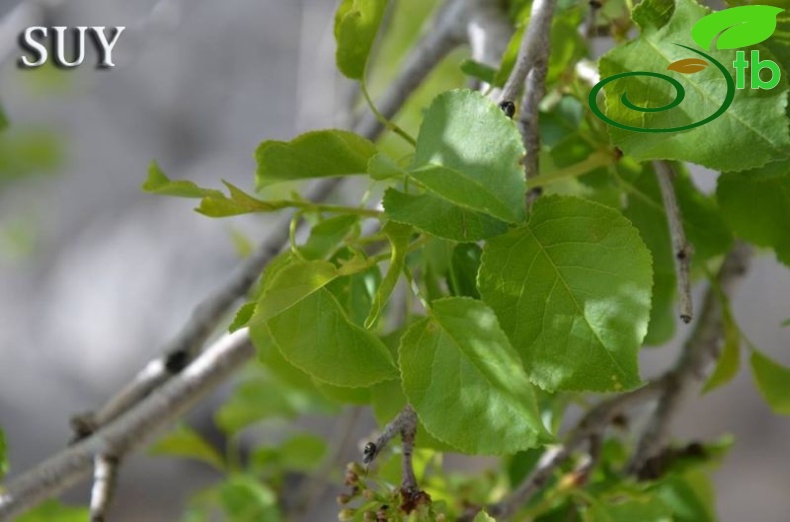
{"left": 18, "top": 26, "right": 125, "bottom": 69}
{"left": 588, "top": 5, "right": 784, "bottom": 133}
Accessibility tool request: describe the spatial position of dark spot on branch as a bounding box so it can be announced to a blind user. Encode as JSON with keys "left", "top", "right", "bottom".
{"left": 589, "top": 0, "right": 603, "bottom": 9}
{"left": 362, "top": 442, "right": 377, "bottom": 464}
{"left": 499, "top": 101, "right": 516, "bottom": 119}
{"left": 165, "top": 349, "right": 190, "bottom": 373}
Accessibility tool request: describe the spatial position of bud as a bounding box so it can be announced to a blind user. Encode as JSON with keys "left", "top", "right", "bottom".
{"left": 338, "top": 508, "right": 356, "bottom": 521}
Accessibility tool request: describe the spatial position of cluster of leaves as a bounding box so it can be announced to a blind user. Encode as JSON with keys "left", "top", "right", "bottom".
{"left": 4, "top": 0, "right": 789, "bottom": 520}
{"left": 137, "top": 0, "right": 790, "bottom": 519}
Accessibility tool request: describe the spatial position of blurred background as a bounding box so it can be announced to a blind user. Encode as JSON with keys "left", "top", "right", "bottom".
{"left": 0, "top": 0, "right": 788, "bottom": 520}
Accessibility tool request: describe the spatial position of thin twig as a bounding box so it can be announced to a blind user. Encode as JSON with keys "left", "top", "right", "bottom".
{"left": 654, "top": 160, "right": 694, "bottom": 324}
{"left": 0, "top": 330, "right": 255, "bottom": 520}
{"left": 627, "top": 241, "right": 752, "bottom": 475}
{"left": 470, "top": 380, "right": 664, "bottom": 521}
{"left": 362, "top": 406, "right": 417, "bottom": 465}
{"left": 89, "top": 455, "right": 119, "bottom": 522}
{"left": 71, "top": 178, "right": 341, "bottom": 440}
{"left": 354, "top": 0, "right": 470, "bottom": 140}
{"left": 398, "top": 407, "right": 419, "bottom": 494}
{"left": 515, "top": 0, "right": 556, "bottom": 206}
{"left": 499, "top": 0, "right": 557, "bottom": 106}
{"left": 1, "top": 5, "right": 462, "bottom": 512}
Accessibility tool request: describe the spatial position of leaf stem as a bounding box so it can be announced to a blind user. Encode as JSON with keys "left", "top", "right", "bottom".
{"left": 360, "top": 82, "right": 417, "bottom": 147}
{"left": 528, "top": 150, "right": 616, "bottom": 189}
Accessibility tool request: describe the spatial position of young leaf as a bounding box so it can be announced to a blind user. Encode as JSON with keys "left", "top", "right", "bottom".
{"left": 196, "top": 181, "right": 287, "bottom": 217}
{"left": 653, "top": 471, "right": 716, "bottom": 522}
{"left": 365, "top": 222, "right": 412, "bottom": 328}
{"left": 142, "top": 161, "right": 222, "bottom": 199}
{"left": 268, "top": 288, "right": 398, "bottom": 387}
{"left": 598, "top": 0, "right": 790, "bottom": 171}
{"left": 368, "top": 152, "right": 407, "bottom": 180}
{"left": 383, "top": 188, "right": 509, "bottom": 242}
{"left": 218, "top": 475, "right": 282, "bottom": 522}
{"left": 300, "top": 215, "right": 359, "bottom": 261}
{"left": 248, "top": 260, "right": 340, "bottom": 326}
{"left": 702, "top": 305, "right": 741, "bottom": 393}
{"left": 448, "top": 243, "right": 482, "bottom": 299}
{"left": 460, "top": 59, "right": 497, "bottom": 85}
{"left": 473, "top": 510, "right": 497, "bottom": 522}
{"left": 410, "top": 89, "right": 527, "bottom": 223}
{"left": 750, "top": 350, "right": 790, "bottom": 415}
{"left": 149, "top": 424, "right": 226, "bottom": 472}
{"left": 256, "top": 130, "right": 377, "bottom": 187}
{"left": 399, "top": 297, "right": 548, "bottom": 455}
{"left": 229, "top": 302, "right": 256, "bottom": 333}
{"left": 478, "top": 196, "right": 652, "bottom": 392}
{"left": 275, "top": 434, "right": 327, "bottom": 472}
{"left": 215, "top": 376, "right": 300, "bottom": 434}
{"left": 334, "top": 0, "right": 388, "bottom": 80}
{"left": 326, "top": 248, "right": 382, "bottom": 326}
{"left": 15, "top": 501, "right": 90, "bottom": 522}
{"left": 587, "top": 494, "right": 673, "bottom": 522}
{"left": 717, "top": 161, "right": 790, "bottom": 267}
{"left": 692, "top": 5, "right": 783, "bottom": 50}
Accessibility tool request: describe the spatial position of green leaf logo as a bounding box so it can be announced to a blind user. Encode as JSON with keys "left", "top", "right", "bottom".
{"left": 691, "top": 5, "right": 784, "bottom": 50}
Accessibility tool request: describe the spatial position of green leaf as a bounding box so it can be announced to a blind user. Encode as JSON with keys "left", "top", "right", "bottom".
{"left": 248, "top": 260, "right": 340, "bottom": 326}
{"left": 750, "top": 349, "right": 790, "bottom": 415}
{"left": 300, "top": 215, "right": 359, "bottom": 260}
{"left": 15, "top": 501, "right": 90, "bottom": 522}
{"left": 197, "top": 181, "right": 286, "bottom": 217}
{"left": 334, "top": 0, "right": 388, "bottom": 80}
{"left": 399, "top": 297, "right": 547, "bottom": 455}
{"left": 460, "top": 59, "right": 497, "bottom": 84}
{"left": 256, "top": 130, "right": 377, "bottom": 187}
{"left": 268, "top": 288, "right": 398, "bottom": 387}
{"left": 326, "top": 248, "right": 382, "bottom": 326}
{"left": 653, "top": 471, "right": 716, "bottom": 522}
{"left": 587, "top": 494, "right": 673, "bottom": 522}
{"left": 215, "top": 376, "right": 296, "bottom": 433}
{"left": 365, "top": 222, "right": 412, "bottom": 328}
{"left": 383, "top": 188, "right": 509, "bottom": 242}
{"left": 229, "top": 302, "right": 256, "bottom": 333}
{"left": 149, "top": 424, "right": 226, "bottom": 472}
{"left": 447, "top": 243, "right": 482, "bottom": 299}
{"left": 253, "top": 435, "right": 327, "bottom": 473}
{"left": 692, "top": 5, "right": 784, "bottom": 50}
{"left": 598, "top": 0, "right": 790, "bottom": 171}
{"left": 478, "top": 195, "right": 652, "bottom": 392}
{"left": 717, "top": 161, "right": 790, "bottom": 267}
{"left": 702, "top": 305, "right": 741, "bottom": 393}
{"left": 369, "top": 378, "right": 455, "bottom": 451}
{"left": 410, "top": 89, "right": 527, "bottom": 223}
{"left": 315, "top": 379, "right": 371, "bottom": 405}
{"left": 218, "top": 475, "right": 282, "bottom": 522}
{"left": 0, "top": 429, "right": 7, "bottom": 480}
{"left": 473, "top": 511, "right": 497, "bottom": 522}
{"left": 142, "top": 161, "right": 222, "bottom": 198}
{"left": 367, "top": 152, "right": 407, "bottom": 180}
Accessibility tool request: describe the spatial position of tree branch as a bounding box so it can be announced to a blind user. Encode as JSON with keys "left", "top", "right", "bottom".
{"left": 0, "top": 330, "right": 255, "bottom": 520}
{"left": 499, "top": 0, "right": 556, "bottom": 106}
{"left": 354, "top": 0, "right": 470, "bottom": 140}
{"left": 71, "top": 178, "right": 342, "bottom": 440}
{"left": 471, "top": 242, "right": 751, "bottom": 521}
{"left": 654, "top": 160, "right": 694, "bottom": 323}
{"left": 1, "top": 5, "right": 460, "bottom": 512}
{"left": 362, "top": 406, "right": 417, "bottom": 465}
{"left": 89, "top": 454, "right": 120, "bottom": 522}
{"left": 628, "top": 241, "right": 752, "bottom": 475}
